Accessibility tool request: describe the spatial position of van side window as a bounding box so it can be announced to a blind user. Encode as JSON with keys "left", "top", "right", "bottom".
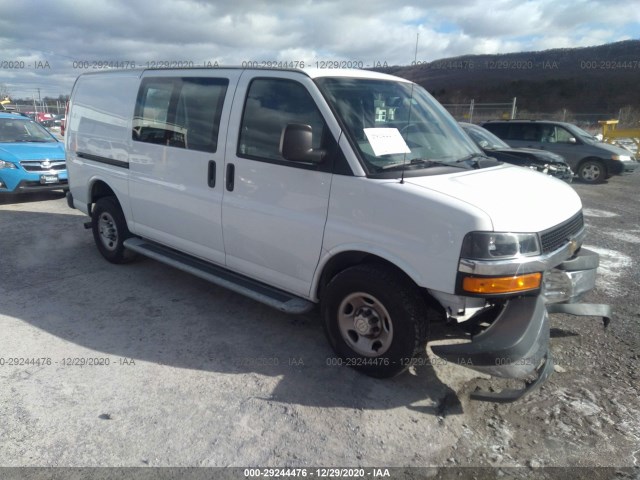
{"left": 133, "top": 77, "right": 228, "bottom": 153}
{"left": 554, "top": 126, "right": 574, "bottom": 143}
{"left": 540, "top": 125, "right": 556, "bottom": 143}
{"left": 508, "top": 124, "right": 541, "bottom": 142}
{"left": 485, "top": 123, "right": 507, "bottom": 138}
{"left": 238, "top": 78, "right": 326, "bottom": 162}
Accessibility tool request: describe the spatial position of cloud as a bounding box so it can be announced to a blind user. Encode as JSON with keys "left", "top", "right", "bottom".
{"left": 0, "top": 0, "right": 638, "bottom": 97}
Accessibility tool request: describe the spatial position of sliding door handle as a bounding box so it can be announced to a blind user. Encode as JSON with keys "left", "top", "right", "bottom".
{"left": 207, "top": 160, "right": 216, "bottom": 188}
{"left": 226, "top": 163, "right": 235, "bottom": 191}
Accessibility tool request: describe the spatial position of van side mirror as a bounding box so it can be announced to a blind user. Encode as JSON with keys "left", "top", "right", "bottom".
{"left": 569, "top": 137, "right": 577, "bottom": 144}
{"left": 280, "top": 123, "right": 325, "bottom": 163}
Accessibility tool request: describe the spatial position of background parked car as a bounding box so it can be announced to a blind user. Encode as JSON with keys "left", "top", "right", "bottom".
{"left": 52, "top": 114, "right": 65, "bottom": 128}
{"left": 482, "top": 119, "right": 639, "bottom": 183}
{"left": 39, "top": 119, "right": 57, "bottom": 129}
{"left": 0, "top": 112, "right": 67, "bottom": 193}
{"left": 460, "top": 122, "right": 573, "bottom": 182}
{"left": 22, "top": 112, "right": 55, "bottom": 123}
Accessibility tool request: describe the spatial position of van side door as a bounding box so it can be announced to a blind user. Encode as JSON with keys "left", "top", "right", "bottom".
{"left": 128, "top": 71, "right": 240, "bottom": 265}
{"left": 222, "top": 72, "right": 338, "bottom": 298}
{"left": 539, "top": 125, "right": 582, "bottom": 169}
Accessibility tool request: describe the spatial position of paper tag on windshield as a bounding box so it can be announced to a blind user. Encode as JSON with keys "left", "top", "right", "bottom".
{"left": 363, "top": 128, "right": 411, "bottom": 156}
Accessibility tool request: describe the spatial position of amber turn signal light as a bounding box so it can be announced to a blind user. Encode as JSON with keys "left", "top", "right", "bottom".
{"left": 462, "top": 272, "right": 542, "bottom": 294}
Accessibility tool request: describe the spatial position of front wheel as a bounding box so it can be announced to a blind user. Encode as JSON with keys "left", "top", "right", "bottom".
{"left": 91, "top": 196, "right": 137, "bottom": 264}
{"left": 578, "top": 159, "right": 606, "bottom": 184}
{"left": 321, "top": 264, "right": 430, "bottom": 378}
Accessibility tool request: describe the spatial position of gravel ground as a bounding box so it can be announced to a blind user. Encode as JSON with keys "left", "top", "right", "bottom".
{"left": 0, "top": 173, "right": 638, "bottom": 479}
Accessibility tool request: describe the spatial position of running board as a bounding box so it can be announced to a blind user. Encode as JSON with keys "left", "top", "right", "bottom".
{"left": 123, "top": 238, "right": 315, "bottom": 315}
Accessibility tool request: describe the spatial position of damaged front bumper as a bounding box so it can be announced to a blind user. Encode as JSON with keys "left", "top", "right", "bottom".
{"left": 432, "top": 296, "right": 554, "bottom": 403}
{"left": 431, "top": 247, "right": 611, "bottom": 403}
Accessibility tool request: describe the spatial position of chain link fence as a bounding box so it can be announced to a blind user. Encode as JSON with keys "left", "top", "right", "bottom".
{"left": 441, "top": 98, "right": 627, "bottom": 134}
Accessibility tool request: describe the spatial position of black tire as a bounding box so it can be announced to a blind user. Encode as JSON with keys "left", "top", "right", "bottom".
{"left": 91, "top": 196, "right": 137, "bottom": 264}
{"left": 321, "top": 263, "right": 430, "bottom": 378}
{"left": 578, "top": 159, "right": 606, "bottom": 184}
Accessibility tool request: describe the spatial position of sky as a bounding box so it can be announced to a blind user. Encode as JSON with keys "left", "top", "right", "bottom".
{"left": 1, "top": 0, "right": 639, "bottom": 100}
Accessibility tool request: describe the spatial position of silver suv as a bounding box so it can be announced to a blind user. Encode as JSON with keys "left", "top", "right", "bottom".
{"left": 482, "top": 120, "right": 639, "bottom": 183}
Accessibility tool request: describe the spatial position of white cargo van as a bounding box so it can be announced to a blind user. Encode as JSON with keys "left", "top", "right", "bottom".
{"left": 66, "top": 68, "right": 609, "bottom": 402}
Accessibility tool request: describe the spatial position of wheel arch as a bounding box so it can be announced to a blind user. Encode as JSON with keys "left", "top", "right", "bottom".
{"left": 313, "top": 248, "right": 436, "bottom": 307}
{"left": 577, "top": 156, "right": 608, "bottom": 174}
{"left": 86, "top": 177, "right": 125, "bottom": 217}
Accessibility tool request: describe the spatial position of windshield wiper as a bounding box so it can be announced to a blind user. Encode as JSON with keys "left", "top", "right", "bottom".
{"left": 380, "top": 158, "right": 466, "bottom": 171}
{"left": 456, "top": 153, "right": 502, "bottom": 168}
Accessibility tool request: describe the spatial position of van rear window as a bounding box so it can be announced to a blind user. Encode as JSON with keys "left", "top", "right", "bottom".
{"left": 133, "top": 77, "right": 228, "bottom": 153}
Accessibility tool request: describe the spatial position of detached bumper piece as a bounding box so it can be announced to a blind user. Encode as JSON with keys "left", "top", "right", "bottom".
{"left": 544, "top": 247, "right": 612, "bottom": 328}
{"left": 432, "top": 296, "right": 552, "bottom": 403}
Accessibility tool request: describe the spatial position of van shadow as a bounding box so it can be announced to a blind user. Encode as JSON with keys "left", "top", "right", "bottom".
{"left": 0, "top": 208, "right": 462, "bottom": 416}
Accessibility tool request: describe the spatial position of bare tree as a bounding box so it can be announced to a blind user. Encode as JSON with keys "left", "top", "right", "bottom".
{"left": 0, "top": 84, "right": 10, "bottom": 100}
{"left": 618, "top": 105, "right": 640, "bottom": 128}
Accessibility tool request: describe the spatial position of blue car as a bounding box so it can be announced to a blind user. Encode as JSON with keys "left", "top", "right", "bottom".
{"left": 0, "top": 112, "right": 67, "bottom": 193}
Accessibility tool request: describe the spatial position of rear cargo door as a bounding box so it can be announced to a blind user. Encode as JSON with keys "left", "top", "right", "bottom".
{"left": 128, "top": 70, "right": 241, "bottom": 265}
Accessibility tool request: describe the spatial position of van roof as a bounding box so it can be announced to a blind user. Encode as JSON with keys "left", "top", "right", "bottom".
{"left": 76, "top": 67, "right": 410, "bottom": 83}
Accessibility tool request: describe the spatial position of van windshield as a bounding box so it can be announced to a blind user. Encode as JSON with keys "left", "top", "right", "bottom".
{"left": 315, "top": 77, "right": 479, "bottom": 174}
{"left": 568, "top": 124, "right": 599, "bottom": 144}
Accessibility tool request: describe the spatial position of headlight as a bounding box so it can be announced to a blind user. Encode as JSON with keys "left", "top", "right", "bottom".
{"left": 0, "top": 160, "right": 17, "bottom": 169}
{"left": 461, "top": 232, "right": 541, "bottom": 260}
{"left": 612, "top": 154, "right": 632, "bottom": 161}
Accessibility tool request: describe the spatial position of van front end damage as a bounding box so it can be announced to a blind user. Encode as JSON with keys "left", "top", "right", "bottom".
{"left": 430, "top": 245, "right": 611, "bottom": 403}
{"left": 432, "top": 296, "right": 553, "bottom": 403}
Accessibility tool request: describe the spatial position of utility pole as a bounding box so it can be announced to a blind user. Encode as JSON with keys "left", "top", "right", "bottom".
{"left": 34, "top": 89, "right": 41, "bottom": 114}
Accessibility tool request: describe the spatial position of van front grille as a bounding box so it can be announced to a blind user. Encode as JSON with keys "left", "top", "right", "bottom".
{"left": 540, "top": 212, "right": 584, "bottom": 253}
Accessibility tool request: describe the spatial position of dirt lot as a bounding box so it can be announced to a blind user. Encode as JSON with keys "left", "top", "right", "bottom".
{"left": 0, "top": 173, "right": 638, "bottom": 479}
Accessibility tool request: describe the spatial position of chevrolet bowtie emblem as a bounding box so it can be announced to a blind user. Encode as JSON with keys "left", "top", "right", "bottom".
{"left": 568, "top": 238, "right": 578, "bottom": 256}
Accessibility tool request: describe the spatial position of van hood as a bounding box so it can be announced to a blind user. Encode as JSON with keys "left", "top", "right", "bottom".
{"left": 492, "top": 147, "right": 566, "bottom": 164}
{"left": 590, "top": 140, "right": 636, "bottom": 157}
{"left": 0, "top": 142, "right": 65, "bottom": 162}
{"left": 405, "top": 164, "right": 582, "bottom": 232}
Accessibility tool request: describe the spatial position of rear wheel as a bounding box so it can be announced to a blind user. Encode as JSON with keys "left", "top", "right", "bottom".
{"left": 92, "top": 196, "right": 137, "bottom": 264}
{"left": 578, "top": 159, "right": 606, "bottom": 184}
{"left": 321, "top": 264, "right": 430, "bottom": 378}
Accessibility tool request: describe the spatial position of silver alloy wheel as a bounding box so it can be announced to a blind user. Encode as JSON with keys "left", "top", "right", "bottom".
{"left": 337, "top": 292, "right": 393, "bottom": 357}
{"left": 581, "top": 163, "right": 601, "bottom": 181}
{"left": 97, "top": 212, "right": 118, "bottom": 252}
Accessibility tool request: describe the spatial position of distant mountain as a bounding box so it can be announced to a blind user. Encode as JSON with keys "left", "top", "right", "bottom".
{"left": 377, "top": 40, "right": 640, "bottom": 114}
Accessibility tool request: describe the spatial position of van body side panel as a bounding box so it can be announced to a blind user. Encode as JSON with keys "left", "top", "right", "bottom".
{"left": 66, "top": 72, "right": 141, "bottom": 218}
{"left": 221, "top": 71, "right": 336, "bottom": 297}
{"left": 127, "top": 70, "right": 242, "bottom": 266}
{"left": 320, "top": 175, "right": 493, "bottom": 295}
